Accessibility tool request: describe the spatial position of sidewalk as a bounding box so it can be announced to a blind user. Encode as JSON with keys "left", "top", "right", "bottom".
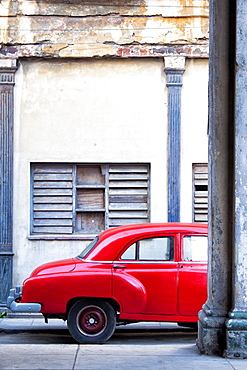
{"left": 1, "top": 317, "right": 247, "bottom": 370}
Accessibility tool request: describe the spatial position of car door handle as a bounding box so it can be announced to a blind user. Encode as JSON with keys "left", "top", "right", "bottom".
{"left": 113, "top": 264, "right": 126, "bottom": 269}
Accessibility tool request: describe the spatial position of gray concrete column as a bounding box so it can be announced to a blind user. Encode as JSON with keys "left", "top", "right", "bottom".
{"left": 198, "top": 0, "right": 247, "bottom": 358}
{"left": 0, "top": 59, "right": 17, "bottom": 305}
{"left": 197, "top": 0, "right": 234, "bottom": 356}
{"left": 164, "top": 57, "right": 185, "bottom": 222}
{"left": 224, "top": 0, "right": 247, "bottom": 359}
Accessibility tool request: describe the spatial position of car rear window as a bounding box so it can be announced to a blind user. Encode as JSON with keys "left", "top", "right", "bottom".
{"left": 77, "top": 237, "right": 99, "bottom": 259}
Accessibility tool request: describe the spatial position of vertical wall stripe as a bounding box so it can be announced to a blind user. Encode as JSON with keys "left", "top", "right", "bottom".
{"left": 165, "top": 68, "right": 184, "bottom": 222}
{"left": 0, "top": 63, "right": 17, "bottom": 304}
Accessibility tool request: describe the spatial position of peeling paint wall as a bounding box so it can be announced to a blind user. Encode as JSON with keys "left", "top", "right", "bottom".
{"left": 0, "top": 0, "right": 209, "bottom": 58}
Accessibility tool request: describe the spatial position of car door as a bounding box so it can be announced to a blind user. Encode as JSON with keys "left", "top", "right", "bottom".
{"left": 112, "top": 234, "right": 179, "bottom": 315}
{"left": 178, "top": 234, "right": 208, "bottom": 316}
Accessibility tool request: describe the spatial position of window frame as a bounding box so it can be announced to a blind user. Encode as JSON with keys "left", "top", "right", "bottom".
{"left": 120, "top": 236, "right": 175, "bottom": 262}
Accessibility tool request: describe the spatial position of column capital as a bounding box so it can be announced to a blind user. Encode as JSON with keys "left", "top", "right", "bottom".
{"left": 164, "top": 57, "right": 185, "bottom": 88}
{"left": 0, "top": 59, "right": 17, "bottom": 86}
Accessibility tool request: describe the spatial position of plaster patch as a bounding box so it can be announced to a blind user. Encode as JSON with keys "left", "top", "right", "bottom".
{"left": 18, "top": 17, "right": 33, "bottom": 43}
{"left": 111, "top": 26, "right": 123, "bottom": 43}
{"left": 164, "top": 56, "right": 185, "bottom": 69}
{"left": 0, "top": 0, "right": 10, "bottom": 16}
{"left": 19, "top": 1, "right": 36, "bottom": 15}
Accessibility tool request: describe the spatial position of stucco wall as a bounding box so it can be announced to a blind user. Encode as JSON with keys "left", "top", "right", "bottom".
{"left": 180, "top": 58, "right": 209, "bottom": 222}
{"left": 12, "top": 57, "right": 208, "bottom": 284}
{"left": 13, "top": 57, "right": 169, "bottom": 284}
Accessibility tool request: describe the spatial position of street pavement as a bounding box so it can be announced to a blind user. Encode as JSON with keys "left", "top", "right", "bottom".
{"left": 1, "top": 317, "right": 247, "bottom": 369}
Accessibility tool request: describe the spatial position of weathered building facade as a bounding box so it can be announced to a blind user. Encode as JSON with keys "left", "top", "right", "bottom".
{"left": 0, "top": 1, "right": 209, "bottom": 302}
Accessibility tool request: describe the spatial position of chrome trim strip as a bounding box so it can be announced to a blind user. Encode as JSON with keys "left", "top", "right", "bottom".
{"left": 86, "top": 260, "right": 206, "bottom": 265}
{"left": 87, "top": 260, "right": 178, "bottom": 264}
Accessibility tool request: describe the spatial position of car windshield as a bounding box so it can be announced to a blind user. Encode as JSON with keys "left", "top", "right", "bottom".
{"left": 77, "top": 237, "right": 99, "bottom": 259}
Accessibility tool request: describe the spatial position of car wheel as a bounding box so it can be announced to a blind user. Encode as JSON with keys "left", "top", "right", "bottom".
{"left": 67, "top": 299, "right": 116, "bottom": 343}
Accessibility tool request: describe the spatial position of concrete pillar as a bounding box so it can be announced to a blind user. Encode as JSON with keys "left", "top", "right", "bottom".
{"left": 0, "top": 59, "right": 17, "bottom": 305}
{"left": 197, "top": 0, "right": 233, "bottom": 355}
{"left": 224, "top": 0, "right": 247, "bottom": 359}
{"left": 198, "top": 0, "right": 247, "bottom": 358}
{"left": 164, "top": 57, "right": 185, "bottom": 222}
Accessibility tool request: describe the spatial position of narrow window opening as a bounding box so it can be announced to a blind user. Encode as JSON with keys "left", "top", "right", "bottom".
{"left": 192, "top": 164, "right": 208, "bottom": 223}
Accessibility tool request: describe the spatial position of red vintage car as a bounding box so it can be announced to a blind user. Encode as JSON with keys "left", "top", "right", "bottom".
{"left": 7, "top": 223, "right": 208, "bottom": 343}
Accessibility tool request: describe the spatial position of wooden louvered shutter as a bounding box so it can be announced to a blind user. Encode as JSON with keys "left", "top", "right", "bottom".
{"left": 32, "top": 164, "right": 73, "bottom": 234}
{"left": 108, "top": 164, "right": 150, "bottom": 228}
{"left": 193, "top": 164, "right": 208, "bottom": 223}
{"left": 75, "top": 165, "right": 105, "bottom": 234}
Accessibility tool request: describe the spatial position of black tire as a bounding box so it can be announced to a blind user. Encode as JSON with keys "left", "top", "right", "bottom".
{"left": 67, "top": 299, "right": 116, "bottom": 344}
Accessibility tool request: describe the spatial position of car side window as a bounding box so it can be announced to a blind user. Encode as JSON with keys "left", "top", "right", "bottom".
{"left": 183, "top": 236, "right": 208, "bottom": 262}
{"left": 121, "top": 236, "right": 174, "bottom": 261}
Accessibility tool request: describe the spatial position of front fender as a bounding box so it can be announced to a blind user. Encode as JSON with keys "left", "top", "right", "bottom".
{"left": 112, "top": 271, "right": 147, "bottom": 314}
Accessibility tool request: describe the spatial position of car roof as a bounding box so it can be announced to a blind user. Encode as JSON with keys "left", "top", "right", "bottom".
{"left": 86, "top": 223, "right": 208, "bottom": 261}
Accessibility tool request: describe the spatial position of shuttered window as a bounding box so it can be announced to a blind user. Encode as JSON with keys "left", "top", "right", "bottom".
{"left": 192, "top": 164, "right": 208, "bottom": 223}
{"left": 31, "top": 163, "right": 150, "bottom": 236}
{"left": 32, "top": 165, "right": 73, "bottom": 234}
{"left": 108, "top": 165, "right": 149, "bottom": 227}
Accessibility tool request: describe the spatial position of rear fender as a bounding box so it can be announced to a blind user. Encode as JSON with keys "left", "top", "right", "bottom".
{"left": 22, "top": 272, "right": 112, "bottom": 314}
{"left": 112, "top": 271, "right": 147, "bottom": 314}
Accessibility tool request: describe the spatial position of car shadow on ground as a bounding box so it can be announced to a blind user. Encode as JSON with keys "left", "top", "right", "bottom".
{"left": 0, "top": 323, "right": 197, "bottom": 345}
